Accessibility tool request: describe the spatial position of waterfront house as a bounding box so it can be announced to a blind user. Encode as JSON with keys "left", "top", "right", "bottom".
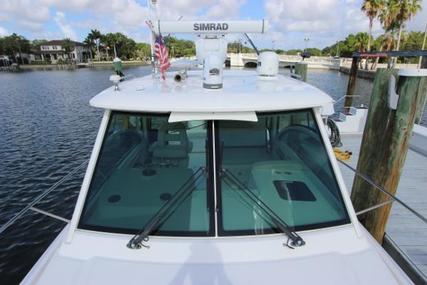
{"left": 15, "top": 52, "right": 35, "bottom": 64}
{"left": 0, "top": 55, "right": 12, "bottom": 67}
{"left": 39, "top": 40, "right": 89, "bottom": 63}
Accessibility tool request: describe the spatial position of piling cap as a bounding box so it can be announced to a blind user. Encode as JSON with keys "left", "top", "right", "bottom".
{"left": 398, "top": 69, "right": 427, "bottom": 77}
{"left": 113, "top": 57, "right": 123, "bottom": 73}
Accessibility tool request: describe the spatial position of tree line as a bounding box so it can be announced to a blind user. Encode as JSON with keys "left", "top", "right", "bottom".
{"left": 1, "top": 30, "right": 424, "bottom": 64}
{"left": 322, "top": 30, "right": 425, "bottom": 57}
{"left": 358, "top": 0, "right": 422, "bottom": 68}
{"left": 0, "top": 33, "right": 31, "bottom": 64}
{"left": 227, "top": 29, "right": 424, "bottom": 58}
{"left": 360, "top": 0, "right": 421, "bottom": 54}
{"left": 0, "top": 30, "right": 197, "bottom": 64}
{"left": 229, "top": 0, "right": 423, "bottom": 62}
{"left": 84, "top": 30, "right": 139, "bottom": 60}
{"left": 83, "top": 30, "right": 199, "bottom": 60}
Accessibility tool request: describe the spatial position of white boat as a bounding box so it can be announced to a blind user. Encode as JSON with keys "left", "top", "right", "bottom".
{"left": 20, "top": 17, "right": 414, "bottom": 285}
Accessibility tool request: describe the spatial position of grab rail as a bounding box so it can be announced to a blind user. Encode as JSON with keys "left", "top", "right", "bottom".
{"left": 2, "top": 157, "right": 425, "bottom": 236}
{"left": 338, "top": 159, "right": 427, "bottom": 224}
{"left": 0, "top": 160, "right": 88, "bottom": 235}
{"left": 333, "top": 95, "right": 361, "bottom": 105}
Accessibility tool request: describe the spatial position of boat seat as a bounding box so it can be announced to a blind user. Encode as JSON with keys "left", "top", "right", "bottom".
{"left": 151, "top": 122, "right": 193, "bottom": 166}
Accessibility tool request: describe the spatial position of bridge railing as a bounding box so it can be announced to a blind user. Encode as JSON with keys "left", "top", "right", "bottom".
{"left": 227, "top": 53, "right": 342, "bottom": 68}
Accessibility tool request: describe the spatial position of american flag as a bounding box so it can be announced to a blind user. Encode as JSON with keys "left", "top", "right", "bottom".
{"left": 154, "top": 35, "right": 171, "bottom": 79}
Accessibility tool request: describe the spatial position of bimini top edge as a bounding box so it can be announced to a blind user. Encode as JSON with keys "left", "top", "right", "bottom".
{"left": 90, "top": 70, "right": 335, "bottom": 115}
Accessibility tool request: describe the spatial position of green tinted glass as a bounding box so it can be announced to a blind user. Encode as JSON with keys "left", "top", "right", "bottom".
{"left": 217, "top": 110, "right": 349, "bottom": 235}
{"left": 79, "top": 113, "right": 212, "bottom": 236}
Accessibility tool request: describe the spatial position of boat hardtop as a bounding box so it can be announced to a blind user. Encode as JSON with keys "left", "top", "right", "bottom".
{"left": 90, "top": 69, "right": 335, "bottom": 115}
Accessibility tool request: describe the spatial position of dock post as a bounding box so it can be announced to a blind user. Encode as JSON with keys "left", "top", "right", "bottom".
{"left": 415, "top": 68, "right": 427, "bottom": 124}
{"left": 294, "top": 62, "right": 308, "bottom": 82}
{"left": 343, "top": 56, "right": 359, "bottom": 114}
{"left": 350, "top": 68, "right": 427, "bottom": 243}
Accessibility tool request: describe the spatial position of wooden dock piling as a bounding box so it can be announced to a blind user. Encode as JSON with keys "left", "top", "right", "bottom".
{"left": 350, "top": 68, "right": 427, "bottom": 243}
{"left": 343, "top": 57, "right": 359, "bottom": 114}
{"left": 294, "top": 62, "right": 308, "bottom": 82}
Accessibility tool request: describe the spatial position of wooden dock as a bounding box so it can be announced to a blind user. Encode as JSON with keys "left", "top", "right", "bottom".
{"left": 339, "top": 134, "right": 427, "bottom": 278}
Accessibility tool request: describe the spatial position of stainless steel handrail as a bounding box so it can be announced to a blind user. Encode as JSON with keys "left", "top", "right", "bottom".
{"left": 0, "top": 160, "right": 88, "bottom": 235}
{"left": 338, "top": 159, "right": 427, "bottom": 224}
{"left": 30, "top": 207, "right": 70, "bottom": 223}
{"left": 333, "top": 94, "right": 362, "bottom": 105}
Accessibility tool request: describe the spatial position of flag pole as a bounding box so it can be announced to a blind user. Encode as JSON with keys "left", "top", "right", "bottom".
{"left": 147, "top": 0, "right": 158, "bottom": 76}
{"left": 418, "top": 23, "right": 427, "bottom": 69}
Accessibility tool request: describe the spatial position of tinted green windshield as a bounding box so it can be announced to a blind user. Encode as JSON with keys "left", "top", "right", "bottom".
{"left": 217, "top": 110, "right": 349, "bottom": 235}
{"left": 79, "top": 110, "right": 349, "bottom": 236}
{"left": 79, "top": 113, "right": 213, "bottom": 236}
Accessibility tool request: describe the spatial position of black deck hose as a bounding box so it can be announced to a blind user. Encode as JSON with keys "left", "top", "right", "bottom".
{"left": 327, "top": 118, "right": 342, "bottom": 147}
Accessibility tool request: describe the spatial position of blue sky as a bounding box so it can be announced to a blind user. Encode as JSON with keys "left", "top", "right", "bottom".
{"left": 0, "top": 0, "right": 426, "bottom": 49}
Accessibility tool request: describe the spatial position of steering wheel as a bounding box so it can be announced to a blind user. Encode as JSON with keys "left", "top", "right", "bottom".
{"left": 277, "top": 124, "right": 321, "bottom": 143}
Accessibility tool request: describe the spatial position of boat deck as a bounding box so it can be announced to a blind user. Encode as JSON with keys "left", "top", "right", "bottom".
{"left": 339, "top": 134, "right": 427, "bottom": 278}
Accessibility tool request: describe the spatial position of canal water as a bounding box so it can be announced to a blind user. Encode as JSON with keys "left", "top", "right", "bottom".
{"left": 0, "top": 66, "right": 425, "bottom": 284}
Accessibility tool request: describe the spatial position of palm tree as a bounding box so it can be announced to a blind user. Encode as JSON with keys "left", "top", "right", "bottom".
{"left": 361, "top": 0, "right": 384, "bottom": 69}
{"left": 83, "top": 37, "right": 94, "bottom": 60}
{"left": 371, "top": 2, "right": 399, "bottom": 69}
{"left": 395, "top": 0, "right": 422, "bottom": 52}
{"left": 61, "top": 38, "right": 74, "bottom": 63}
{"left": 371, "top": 34, "right": 395, "bottom": 69}
{"left": 355, "top": 33, "right": 370, "bottom": 52}
{"left": 361, "top": 0, "right": 384, "bottom": 51}
{"left": 87, "top": 29, "right": 102, "bottom": 61}
{"left": 354, "top": 32, "right": 370, "bottom": 68}
{"left": 378, "top": 0, "right": 400, "bottom": 50}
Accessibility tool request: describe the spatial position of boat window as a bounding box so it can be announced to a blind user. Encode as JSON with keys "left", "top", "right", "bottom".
{"left": 79, "top": 112, "right": 213, "bottom": 236}
{"left": 216, "top": 109, "right": 349, "bottom": 235}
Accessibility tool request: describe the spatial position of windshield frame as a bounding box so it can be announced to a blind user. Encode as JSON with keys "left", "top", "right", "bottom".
{"left": 215, "top": 109, "right": 351, "bottom": 236}
{"left": 78, "top": 111, "right": 216, "bottom": 237}
{"left": 77, "top": 109, "right": 351, "bottom": 237}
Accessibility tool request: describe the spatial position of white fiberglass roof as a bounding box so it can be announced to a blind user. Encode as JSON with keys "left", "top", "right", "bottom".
{"left": 90, "top": 69, "right": 335, "bottom": 115}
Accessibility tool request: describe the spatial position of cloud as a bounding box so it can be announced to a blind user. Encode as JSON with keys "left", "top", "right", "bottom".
{"left": 406, "top": 7, "right": 427, "bottom": 31}
{"left": 207, "top": 0, "right": 246, "bottom": 18}
{"left": 265, "top": 0, "right": 340, "bottom": 33}
{"left": 54, "top": 11, "right": 78, "bottom": 40}
{"left": 1, "top": 0, "right": 51, "bottom": 32}
{"left": 157, "top": 0, "right": 215, "bottom": 20}
{"left": 0, "top": 26, "right": 9, "bottom": 36}
{"left": 263, "top": 0, "right": 396, "bottom": 48}
{"left": 344, "top": 7, "right": 382, "bottom": 35}
{"left": 1, "top": 0, "right": 425, "bottom": 49}
{"left": 111, "top": 0, "right": 149, "bottom": 30}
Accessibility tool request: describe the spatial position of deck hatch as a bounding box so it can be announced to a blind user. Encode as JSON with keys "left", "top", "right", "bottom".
{"left": 273, "top": 180, "right": 316, "bottom": 201}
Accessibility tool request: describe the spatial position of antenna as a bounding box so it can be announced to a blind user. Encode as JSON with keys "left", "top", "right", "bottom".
{"left": 153, "top": 20, "right": 268, "bottom": 89}
{"left": 244, "top": 33, "right": 259, "bottom": 55}
{"left": 153, "top": 20, "right": 267, "bottom": 34}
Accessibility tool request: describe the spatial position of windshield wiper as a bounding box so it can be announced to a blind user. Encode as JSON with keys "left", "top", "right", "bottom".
{"left": 127, "top": 167, "right": 206, "bottom": 249}
{"left": 220, "top": 168, "right": 305, "bottom": 248}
